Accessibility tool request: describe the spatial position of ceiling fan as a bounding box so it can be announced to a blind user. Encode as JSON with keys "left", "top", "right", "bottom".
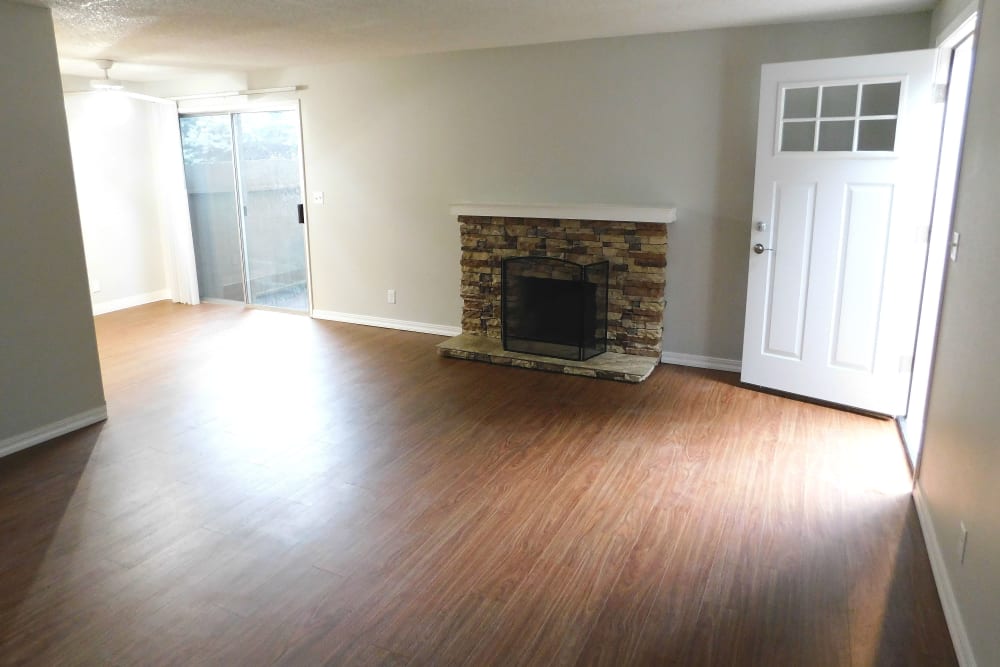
{"left": 89, "top": 59, "right": 123, "bottom": 91}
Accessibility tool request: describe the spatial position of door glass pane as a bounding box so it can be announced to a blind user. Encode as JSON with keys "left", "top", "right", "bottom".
{"left": 179, "top": 115, "right": 245, "bottom": 302}
{"left": 233, "top": 111, "right": 308, "bottom": 311}
{"left": 821, "top": 85, "right": 858, "bottom": 117}
{"left": 860, "top": 82, "right": 901, "bottom": 116}
{"left": 781, "top": 121, "right": 815, "bottom": 151}
{"left": 857, "top": 119, "right": 897, "bottom": 151}
{"left": 818, "top": 120, "right": 855, "bottom": 151}
{"left": 783, "top": 87, "right": 818, "bottom": 119}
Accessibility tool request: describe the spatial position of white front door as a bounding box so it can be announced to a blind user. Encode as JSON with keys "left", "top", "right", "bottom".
{"left": 741, "top": 51, "right": 944, "bottom": 415}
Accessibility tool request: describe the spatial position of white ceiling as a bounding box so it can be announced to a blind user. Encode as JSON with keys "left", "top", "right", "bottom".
{"left": 40, "top": 0, "right": 934, "bottom": 80}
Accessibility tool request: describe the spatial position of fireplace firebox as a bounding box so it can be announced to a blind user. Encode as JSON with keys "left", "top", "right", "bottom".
{"left": 501, "top": 256, "right": 609, "bottom": 361}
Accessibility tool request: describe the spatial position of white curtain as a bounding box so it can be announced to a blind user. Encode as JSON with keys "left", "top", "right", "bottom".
{"left": 151, "top": 101, "right": 200, "bottom": 305}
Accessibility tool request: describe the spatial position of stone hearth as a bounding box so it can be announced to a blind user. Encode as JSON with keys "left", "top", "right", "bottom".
{"left": 438, "top": 203, "right": 675, "bottom": 382}
{"left": 437, "top": 333, "right": 658, "bottom": 383}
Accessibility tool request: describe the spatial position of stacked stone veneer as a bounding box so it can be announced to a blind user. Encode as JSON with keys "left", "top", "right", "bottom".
{"left": 459, "top": 215, "right": 667, "bottom": 358}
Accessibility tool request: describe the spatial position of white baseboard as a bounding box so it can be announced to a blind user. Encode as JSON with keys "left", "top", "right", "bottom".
{"left": 660, "top": 351, "right": 742, "bottom": 373}
{"left": 0, "top": 405, "right": 108, "bottom": 460}
{"left": 312, "top": 310, "right": 462, "bottom": 337}
{"left": 92, "top": 289, "right": 171, "bottom": 316}
{"left": 912, "top": 481, "right": 977, "bottom": 667}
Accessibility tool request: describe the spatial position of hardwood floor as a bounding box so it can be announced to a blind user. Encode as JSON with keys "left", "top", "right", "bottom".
{"left": 0, "top": 301, "right": 956, "bottom": 666}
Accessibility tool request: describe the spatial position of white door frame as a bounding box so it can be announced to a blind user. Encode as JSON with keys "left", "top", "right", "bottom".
{"left": 902, "top": 11, "right": 979, "bottom": 472}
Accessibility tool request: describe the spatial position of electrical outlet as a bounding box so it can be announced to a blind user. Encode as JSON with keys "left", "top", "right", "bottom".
{"left": 387, "top": 289, "right": 396, "bottom": 304}
{"left": 950, "top": 231, "right": 961, "bottom": 262}
{"left": 90, "top": 279, "right": 101, "bottom": 294}
{"left": 312, "top": 191, "right": 325, "bottom": 204}
{"left": 959, "top": 522, "right": 968, "bottom": 564}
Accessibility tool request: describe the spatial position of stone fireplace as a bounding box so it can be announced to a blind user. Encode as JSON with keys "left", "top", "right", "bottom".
{"left": 438, "top": 204, "right": 675, "bottom": 382}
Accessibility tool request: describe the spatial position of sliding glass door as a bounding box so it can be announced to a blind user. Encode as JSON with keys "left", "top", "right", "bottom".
{"left": 180, "top": 114, "right": 245, "bottom": 302}
{"left": 179, "top": 109, "right": 309, "bottom": 312}
{"left": 233, "top": 111, "right": 308, "bottom": 310}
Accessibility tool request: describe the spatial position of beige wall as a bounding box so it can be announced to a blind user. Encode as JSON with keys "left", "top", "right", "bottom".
{"left": 0, "top": 2, "right": 105, "bottom": 443}
{"left": 64, "top": 94, "right": 169, "bottom": 309}
{"left": 919, "top": 0, "right": 1000, "bottom": 664}
{"left": 249, "top": 12, "right": 931, "bottom": 360}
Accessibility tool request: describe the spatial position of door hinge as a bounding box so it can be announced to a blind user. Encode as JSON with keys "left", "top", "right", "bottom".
{"left": 933, "top": 83, "right": 948, "bottom": 104}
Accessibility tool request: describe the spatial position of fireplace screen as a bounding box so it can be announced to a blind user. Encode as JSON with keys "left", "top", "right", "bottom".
{"left": 501, "top": 256, "right": 609, "bottom": 361}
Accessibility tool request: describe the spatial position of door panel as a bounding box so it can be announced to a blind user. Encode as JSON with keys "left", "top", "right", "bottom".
{"left": 233, "top": 110, "right": 308, "bottom": 311}
{"left": 765, "top": 182, "right": 817, "bottom": 360}
{"left": 179, "top": 115, "right": 245, "bottom": 302}
{"left": 742, "top": 50, "right": 944, "bottom": 415}
{"left": 830, "top": 184, "right": 893, "bottom": 372}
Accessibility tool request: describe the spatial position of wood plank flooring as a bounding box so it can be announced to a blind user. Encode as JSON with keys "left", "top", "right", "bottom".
{"left": 0, "top": 302, "right": 956, "bottom": 666}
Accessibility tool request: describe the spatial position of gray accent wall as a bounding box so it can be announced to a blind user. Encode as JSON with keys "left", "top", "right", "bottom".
{"left": 0, "top": 3, "right": 105, "bottom": 442}
{"left": 933, "top": 0, "right": 979, "bottom": 38}
{"left": 249, "top": 12, "right": 931, "bottom": 362}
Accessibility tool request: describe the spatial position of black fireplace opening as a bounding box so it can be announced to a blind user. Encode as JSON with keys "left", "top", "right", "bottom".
{"left": 501, "top": 256, "right": 608, "bottom": 361}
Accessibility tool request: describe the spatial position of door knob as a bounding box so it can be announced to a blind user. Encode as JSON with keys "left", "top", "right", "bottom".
{"left": 752, "top": 243, "right": 773, "bottom": 255}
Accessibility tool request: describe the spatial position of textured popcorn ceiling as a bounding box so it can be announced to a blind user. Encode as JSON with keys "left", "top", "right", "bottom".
{"left": 39, "top": 0, "right": 933, "bottom": 74}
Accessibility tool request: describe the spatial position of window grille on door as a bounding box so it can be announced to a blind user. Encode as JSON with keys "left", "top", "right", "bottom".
{"left": 779, "top": 81, "right": 902, "bottom": 153}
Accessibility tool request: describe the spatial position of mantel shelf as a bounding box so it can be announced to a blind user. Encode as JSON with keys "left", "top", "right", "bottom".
{"left": 450, "top": 203, "right": 676, "bottom": 224}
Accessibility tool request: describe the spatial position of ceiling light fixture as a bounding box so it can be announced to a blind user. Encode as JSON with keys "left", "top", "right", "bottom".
{"left": 90, "top": 59, "right": 124, "bottom": 91}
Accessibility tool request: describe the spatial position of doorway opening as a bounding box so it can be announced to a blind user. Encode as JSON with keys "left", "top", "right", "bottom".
{"left": 901, "top": 14, "right": 978, "bottom": 470}
{"left": 179, "top": 107, "right": 310, "bottom": 313}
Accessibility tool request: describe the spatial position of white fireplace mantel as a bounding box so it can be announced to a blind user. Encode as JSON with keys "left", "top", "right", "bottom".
{"left": 449, "top": 202, "right": 677, "bottom": 224}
